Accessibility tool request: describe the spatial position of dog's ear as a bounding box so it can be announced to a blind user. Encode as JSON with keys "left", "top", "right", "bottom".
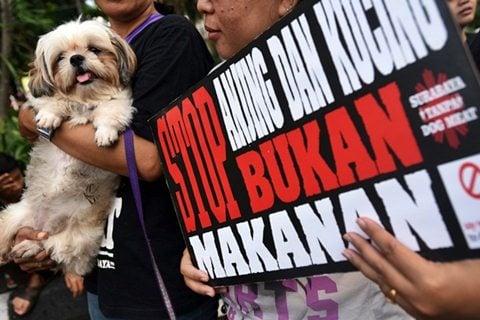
{"left": 110, "top": 32, "right": 137, "bottom": 87}
{"left": 28, "top": 47, "right": 54, "bottom": 97}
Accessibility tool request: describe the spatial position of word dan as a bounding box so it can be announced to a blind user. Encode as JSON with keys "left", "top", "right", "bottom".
{"left": 215, "top": 0, "right": 448, "bottom": 152}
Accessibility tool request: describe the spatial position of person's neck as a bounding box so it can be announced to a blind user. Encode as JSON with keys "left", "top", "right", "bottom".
{"left": 110, "top": 7, "right": 158, "bottom": 39}
{"left": 460, "top": 24, "right": 469, "bottom": 43}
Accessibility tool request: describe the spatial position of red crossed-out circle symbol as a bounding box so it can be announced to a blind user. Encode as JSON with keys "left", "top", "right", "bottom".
{"left": 459, "top": 162, "right": 480, "bottom": 199}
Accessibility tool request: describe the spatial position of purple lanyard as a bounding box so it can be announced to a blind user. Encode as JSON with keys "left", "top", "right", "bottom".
{"left": 123, "top": 13, "right": 176, "bottom": 320}
{"left": 125, "top": 13, "right": 163, "bottom": 43}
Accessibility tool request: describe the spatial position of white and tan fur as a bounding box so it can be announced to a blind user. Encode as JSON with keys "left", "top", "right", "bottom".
{"left": 0, "top": 20, "right": 136, "bottom": 276}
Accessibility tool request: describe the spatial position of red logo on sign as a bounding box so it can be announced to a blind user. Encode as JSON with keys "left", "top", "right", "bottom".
{"left": 459, "top": 162, "right": 480, "bottom": 199}
{"left": 416, "top": 70, "right": 469, "bottom": 149}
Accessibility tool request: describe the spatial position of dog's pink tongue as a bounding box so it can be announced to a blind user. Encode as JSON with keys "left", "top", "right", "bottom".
{"left": 76, "top": 72, "right": 92, "bottom": 83}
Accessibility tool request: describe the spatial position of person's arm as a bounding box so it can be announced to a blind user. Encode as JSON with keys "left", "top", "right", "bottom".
{"left": 18, "top": 106, "right": 162, "bottom": 181}
{"left": 180, "top": 248, "right": 226, "bottom": 297}
{"left": 343, "top": 217, "right": 480, "bottom": 320}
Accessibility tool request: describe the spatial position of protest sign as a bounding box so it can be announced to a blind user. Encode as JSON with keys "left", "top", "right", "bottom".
{"left": 149, "top": 0, "right": 480, "bottom": 286}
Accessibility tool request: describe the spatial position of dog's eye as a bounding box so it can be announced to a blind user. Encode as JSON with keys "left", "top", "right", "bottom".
{"left": 57, "top": 54, "right": 64, "bottom": 62}
{"left": 89, "top": 47, "right": 101, "bottom": 55}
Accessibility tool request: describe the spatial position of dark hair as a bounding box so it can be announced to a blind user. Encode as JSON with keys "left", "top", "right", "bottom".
{"left": 154, "top": 1, "right": 175, "bottom": 15}
{"left": 0, "top": 153, "right": 20, "bottom": 175}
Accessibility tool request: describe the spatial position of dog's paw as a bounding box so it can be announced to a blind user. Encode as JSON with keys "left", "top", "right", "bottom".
{"left": 10, "top": 240, "right": 44, "bottom": 259}
{"left": 68, "top": 116, "right": 89, "bottom": 127}
{"left": 36, "top": 110, "right": 63, "bottom": 129}
{"left": 50, "top": 250, "right": 66, "bottom": 265}
{"left": 95, "top": 127, "right": 119, "bottom": 147}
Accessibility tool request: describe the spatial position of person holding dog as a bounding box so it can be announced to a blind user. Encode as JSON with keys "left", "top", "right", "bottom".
{"left": 17, "top": 0, "right": 217, "bottom": 319}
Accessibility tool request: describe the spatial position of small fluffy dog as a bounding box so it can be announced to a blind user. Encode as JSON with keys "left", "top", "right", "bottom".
{"left": 0, "top": 20, "right": 136, "bottom": 277}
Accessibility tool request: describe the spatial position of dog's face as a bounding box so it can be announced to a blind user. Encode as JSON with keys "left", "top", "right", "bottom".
{"left": 29, "top": 20, "right": 136, "bottom": 101}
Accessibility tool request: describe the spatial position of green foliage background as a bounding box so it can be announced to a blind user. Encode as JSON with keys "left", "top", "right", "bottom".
{"left": 0, "top": 111, "right": 30, "bottom": 169}
{"left": 0, "top": 1, "right": 91, "bottom": 167}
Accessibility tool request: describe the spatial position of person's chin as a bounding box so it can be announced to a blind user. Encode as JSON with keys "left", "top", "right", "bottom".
{"left": 459, "top": 17, "right": 474, "bottom": 28}
{"left": 217, "top": 47, "right": 236, "bottom": 61}
{"left": 213, "top": 40, "right": 231, "bottom": 60}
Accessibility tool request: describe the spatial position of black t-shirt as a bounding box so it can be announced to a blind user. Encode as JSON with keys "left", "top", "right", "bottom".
{"left": 85, "top": 15, "right": 214, "bottom": 319}
{"left": 467, "top": 32, "right": 480, "bottom": 71}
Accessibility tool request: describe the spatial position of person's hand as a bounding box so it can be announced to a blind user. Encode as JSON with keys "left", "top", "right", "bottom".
{"left": 343, "top": 217, "right": 480, "bottom": 320}
{"left": 180, "top": 248, "right": 226, "bottom": 297}
{"left": 64, "top": 272, "right": 84, "bottom": 298}
{"left": 18, "top": 106, "right": 38, "bottom": 142}
{"left": 12, "top": 227, "right": 57, "bottom": 272}
{"left": 0, "top": 173, "right": 20, "bottom": 193}
{"left": 0, "top": 172, "right": 23, "bottom": 202}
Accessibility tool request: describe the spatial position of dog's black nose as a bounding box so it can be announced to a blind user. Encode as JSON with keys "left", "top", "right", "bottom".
{"left": 70, "top": 54, "right": 85, "bottom": 67}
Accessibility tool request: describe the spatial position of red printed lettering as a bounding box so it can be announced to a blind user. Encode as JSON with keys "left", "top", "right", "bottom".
{"left": 236, "top": 82, "right": 422, "bottom": 214}
{"left": 355, "top": 82, "right": 423, "bottom": 173}
{"left": 156, "top": 86, "right": 241, "bottom": 233}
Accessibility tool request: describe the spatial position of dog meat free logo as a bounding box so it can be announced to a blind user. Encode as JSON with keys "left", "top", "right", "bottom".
{"left": 438, "top": 154, "right": 480, "bottom": 249}
{"left": 409, "top": 69, "right": 478, "bottom": 148}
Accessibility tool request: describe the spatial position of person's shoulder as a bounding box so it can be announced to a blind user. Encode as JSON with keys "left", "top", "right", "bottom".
{"left": 150, "top": 14, "right": 198, "bottom": 36}
{"left": 160, "top": 14, "right": 193, "bottom": 25}
{"left": 466, "top": 31, "right": 480, "bottom": 71}
{"left": 132, "top": 14, "right": 200, "bottom": 50}
{"left": 467, "top": 32, "right": 480, "bottom": 49}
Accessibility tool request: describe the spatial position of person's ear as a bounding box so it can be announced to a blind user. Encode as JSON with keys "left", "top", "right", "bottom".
{"left": 278, "top": 0, "right": 299, "bottom": 17}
